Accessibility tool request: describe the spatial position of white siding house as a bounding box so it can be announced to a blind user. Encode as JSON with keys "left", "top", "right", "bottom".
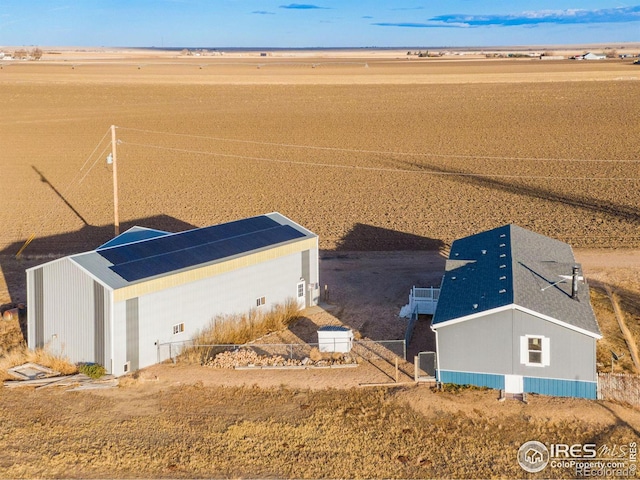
{"left": 431, "top": 225, "right": 601, "bottom": 399}
{"left": 27, "top": 212, "right": 319, "bottom": 376}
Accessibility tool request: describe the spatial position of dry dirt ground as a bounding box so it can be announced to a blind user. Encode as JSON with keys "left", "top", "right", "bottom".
{"left": 1, "top": 249, "right": 639, "bottom": 478}
{"left": 1, "top": 50, "right": 640, "bottom": 478}
{"left": 1, "top": 54, "right": 640, "bottom": 266}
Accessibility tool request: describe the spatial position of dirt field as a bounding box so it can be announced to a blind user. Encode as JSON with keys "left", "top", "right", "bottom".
{"left": 1, "top": 54, "right": 640, "bottom": 264}
{"left": 1, "top": 249, "right": 640, "bottom": 479}
{"left": 0, "top": 248, "right": 639, "bottom": 478}
{"left": 1, "top": 50, "right": 640, "bottom": 478}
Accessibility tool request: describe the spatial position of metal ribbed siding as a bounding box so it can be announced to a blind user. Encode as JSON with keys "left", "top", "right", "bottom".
{"left": 93, "top": 281, "right": 106, "bottom": 366}
{"left": 126, "top": 298, "right": 139, "bottom": 371}
{"left": 130, "top": 250, "right": 311, "bottom": 371}
{"left": 438, "top": 370, "right": 506, "bottom": 390}
{"left": 524, "top": 377, "right": 597, "bottom": 399}
{"left": 34, "top": 268, "right": 44, "bottom": 348}
{"left": 301, "top": 250, "right": 310, "bottom": 308}
{"left": 27, "top": 258, "right": 102, "bottom": 363}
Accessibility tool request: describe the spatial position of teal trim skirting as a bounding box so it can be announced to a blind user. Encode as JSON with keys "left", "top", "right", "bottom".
{"left": 437, "top": 370, "right": 597, "bottom": 399}
{"left": 524, "top": 376, "right": 597, "bottom": 399}
{"left": 438, "top": 370, "right": 505, "bottom": 390}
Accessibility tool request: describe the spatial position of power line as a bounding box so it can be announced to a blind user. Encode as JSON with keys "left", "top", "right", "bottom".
{"left": 117, "top": 126, "right": 640, "bottom": 164}
{"left": 17, "top": 127, "right": 113, "bottom": 256}
{"left": 119, "top": 140, "right": 640, "bottom": 181}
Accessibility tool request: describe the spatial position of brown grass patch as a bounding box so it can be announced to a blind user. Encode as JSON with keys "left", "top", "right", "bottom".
{"left": 0, "top": 384, "right": 637, "bottom": 478}
{"left": 0, "top": 344, "right": 77, "bottom": 381}
{"left": 179, "top": 299, "right": 301, "bottom": 364}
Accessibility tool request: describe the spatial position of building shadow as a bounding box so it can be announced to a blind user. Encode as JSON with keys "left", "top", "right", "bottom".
{"left": 335, "top": 223, "right": 447, "bottom": 252}
{"left": 402, "top": 161, "right": 640, "bottom": 227}
{"left": 0, "top": 215, "right": 198, "bottom": 305}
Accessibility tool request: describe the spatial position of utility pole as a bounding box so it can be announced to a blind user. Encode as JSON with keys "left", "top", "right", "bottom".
{"left": 110, "top": 125, "right": 120, "bottom": 236}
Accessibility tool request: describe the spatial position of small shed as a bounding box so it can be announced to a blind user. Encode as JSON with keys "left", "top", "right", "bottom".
{"left": 431, "top": 224, "right": 601, "bottom": 399}
{"left": 317, "top": 326, "right": 353, "bottom": 353}
{"left": 27, "top": 212, "right": 319, "bottom": 376}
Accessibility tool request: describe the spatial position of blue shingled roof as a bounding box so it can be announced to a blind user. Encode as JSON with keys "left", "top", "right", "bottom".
{"left": 432, "top": 224, "right": 600, "bottom": 336}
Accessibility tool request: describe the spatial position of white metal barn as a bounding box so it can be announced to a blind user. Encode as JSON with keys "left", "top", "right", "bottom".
{"left": 26, "top": 213, "right": 319, "bottom": 376}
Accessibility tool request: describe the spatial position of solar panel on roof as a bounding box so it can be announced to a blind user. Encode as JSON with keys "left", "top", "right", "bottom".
{"left": 98, "top": 215, "right": 279, "bottom": 265}
{"left": 110, "top": 224, "right": 306, "bottom": 282}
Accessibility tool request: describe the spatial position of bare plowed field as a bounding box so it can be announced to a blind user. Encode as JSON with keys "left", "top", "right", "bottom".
{"left": 1, "top": 57, "right": 639, "bottom": 265}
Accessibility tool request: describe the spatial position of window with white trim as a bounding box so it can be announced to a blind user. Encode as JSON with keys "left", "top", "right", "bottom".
{"left": 173, "top": 323, "right": 185, "bottom": 335}
{"left": 520, "top": 335, "right": 550, "bottom": 366}
{"left": 297, "top": 282, "right": 305, "bottom": 298}
{"left": 256, "top": 296, "right": 266, "bottom": 307}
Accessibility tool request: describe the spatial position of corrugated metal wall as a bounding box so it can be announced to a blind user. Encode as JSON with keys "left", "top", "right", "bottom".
{"left": 128, "top": 250, "right": 314, "bottom": 371}
{"left": 93, "top": 281, "right": 105, "bottom": 366}
{"left": 126, "top": 298, "right": 139, "bottom": 372}
{"left": 27, "top": 238, "right": 319, "bottom": 377}
{"left": 26, "top": 258, "right": 110, "bottom": 367}
{"left": 34, "top": 268, "right": 44, "bottom": 347}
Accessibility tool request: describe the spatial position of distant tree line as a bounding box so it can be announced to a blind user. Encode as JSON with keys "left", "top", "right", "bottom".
{"left": 12, "top": 48, "right": 43, "bottom": 60}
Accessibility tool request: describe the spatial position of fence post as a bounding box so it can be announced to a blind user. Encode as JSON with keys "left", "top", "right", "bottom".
{"left": 395, "top": 358, "right": 399, "bottom": 383}
{"left": 414, "top": 355, "right": 419, "bottom": 382}
{"left": 289, "top": 344, "right": 293, "bottom": 359}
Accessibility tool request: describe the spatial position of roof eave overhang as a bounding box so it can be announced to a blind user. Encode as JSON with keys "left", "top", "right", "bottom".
{"left": 431, "top": 303, "right": 602, "bottom": 339}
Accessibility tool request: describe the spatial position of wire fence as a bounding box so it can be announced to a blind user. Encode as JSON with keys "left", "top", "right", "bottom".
{"left": 597, "top": 372, "right": 640, "bottom": 407}
{"left": 157, "top": 339, "right": 406, "bottom": 368}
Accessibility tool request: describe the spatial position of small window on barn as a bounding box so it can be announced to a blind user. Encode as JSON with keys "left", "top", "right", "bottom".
{"left": 297, "top": 282, "right": 305, "bottom": 298}
{"left": 520, "top": 335, "right": 550, "bottom": 367}
{"left": 173, "top": 323, "right": 185, "bottom": 335}
{"left": 256, "top": 296, "right": 266, "bottom": 307}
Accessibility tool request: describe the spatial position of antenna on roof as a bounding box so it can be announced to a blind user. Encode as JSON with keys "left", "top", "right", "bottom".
{"left": 540, "top": 278, "right": 567, "bottom": 292}
{"left": 541, "top": 265, "right": 583, "bottom": 300}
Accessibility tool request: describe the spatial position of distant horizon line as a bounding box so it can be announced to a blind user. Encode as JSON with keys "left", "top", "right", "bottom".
{"left": 3, "top": 42, "right": 639, "bottom": 52}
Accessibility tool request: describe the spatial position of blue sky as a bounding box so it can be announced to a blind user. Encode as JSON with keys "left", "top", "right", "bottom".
{"left": 1, "top": 1, "right": 638, "bottom": 48}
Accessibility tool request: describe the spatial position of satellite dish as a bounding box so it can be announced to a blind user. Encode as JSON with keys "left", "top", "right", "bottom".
{"left": 611, "top": 350, "right": 624, "bottom": 361}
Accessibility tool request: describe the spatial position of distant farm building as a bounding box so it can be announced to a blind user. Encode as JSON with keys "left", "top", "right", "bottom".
{"left": 27, "top": 213, "right": 319, "bottom": 376}
{"left": 584, "top": 52, "right": 606, "bottom": 60}
{"left": 431, "top": 224, "right": 601, "bottom": 399}
{"left": 572, "top": 52, "right": 606, "bottom": 60}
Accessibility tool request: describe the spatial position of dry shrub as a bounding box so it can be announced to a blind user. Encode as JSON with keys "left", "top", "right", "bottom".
{"left": 0, "top": 345, "right": 77, "bottom": 381}
{"left": 180, "top": 298, "right": 301, "bottom": 364}
{"left": 309, "top": 347, "right": 322, "bottom": 362}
